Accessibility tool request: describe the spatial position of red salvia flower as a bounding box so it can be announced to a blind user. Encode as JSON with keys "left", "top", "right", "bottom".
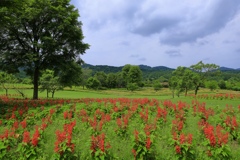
{"left": 146, "top": 137, "right": 151, "bottom": 150}
{"left": 20, "top": 119, "right": 27, "bottom": 129}
{"left": 31, "top": 127, "right": 40, "bottom": 146}
{"left": 179, "top": 133, "right": 185, "bottom": 144}
{"left": 63, "top": 111, "right": 68, "bottom": 119}
{"left": 175, "top": 145, "right": 181, "bottom": 154}
{"left": 188, "top": 134, "right": 193, "bottom": 144}
{"left": 22, "top": 131, "right": 30, "bottom": 143}
{"left": 12, "top": 121, "right": 19, "bottom": 130}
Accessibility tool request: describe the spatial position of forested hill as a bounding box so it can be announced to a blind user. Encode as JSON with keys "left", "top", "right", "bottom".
{"left": 81, "top": 63, "right": 174, "bottom": 80}
{"left": 81, "top": 64, "right": 240, "bottom": 80}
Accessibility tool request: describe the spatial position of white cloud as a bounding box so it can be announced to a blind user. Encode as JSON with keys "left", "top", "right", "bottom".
{"left": 71, "top": 0, "right": 240, "bottom": 69}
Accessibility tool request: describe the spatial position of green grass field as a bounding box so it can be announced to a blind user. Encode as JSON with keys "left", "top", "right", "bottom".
{"left": 1, "top": 86, "right": 239, "bottom": 106}
{"left": 0, "top": 86, "right": 240, "bottom": 159}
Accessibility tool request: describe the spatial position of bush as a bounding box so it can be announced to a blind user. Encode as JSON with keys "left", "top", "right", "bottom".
{"left": 127, "top": 83, "right": 138, "bottom": 92}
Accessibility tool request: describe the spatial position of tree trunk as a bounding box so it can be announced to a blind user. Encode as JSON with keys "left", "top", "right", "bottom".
{"left": 47, "top": 90, "right": 49, "bottom": 98}
{"left": 52, "top": 91, "right": 55, "bottom": 98}
{"left": 33, "top": 67, "right": 39, "bottom": 99}
{"left": 194, "top": 86, "right": 199, "bottom": 95}
{"left": 185, "top": 88, "right": 187, "bottom": 97}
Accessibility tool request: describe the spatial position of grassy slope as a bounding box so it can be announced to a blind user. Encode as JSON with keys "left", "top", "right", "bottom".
{"left": 1, "top": 86, "right": 239, "bottom": 107}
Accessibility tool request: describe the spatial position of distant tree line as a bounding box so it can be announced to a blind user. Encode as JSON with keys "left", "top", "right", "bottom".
{"left": 1, "top": 61, "right": 240, "bottom": 98}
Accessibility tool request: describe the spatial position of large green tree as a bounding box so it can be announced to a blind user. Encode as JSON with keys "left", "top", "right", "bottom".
{"left": 0, "top": 0, "right": 89, "bottom": 99}
{"left": 107, "top": 73, "right": 117, "bottom": 88}
{"left": 172, "top": 66, "right": 195, "bottom": 96}
{"left": 190, "top": 61, "right": 219, "bottom": 95}
{"left": 94, "top": 71, "right": 108, "bottom": 88}
{"left": 122, "top": 64, "right": 142, "bottom": 87}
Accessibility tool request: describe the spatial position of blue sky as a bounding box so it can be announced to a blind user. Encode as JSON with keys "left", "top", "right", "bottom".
{"left": 71, "top": 0, "right": 240, "bottom": 69}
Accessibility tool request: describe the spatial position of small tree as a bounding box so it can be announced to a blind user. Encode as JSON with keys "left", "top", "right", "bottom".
{"left": 107, "top": 73, "right": 117, "bottom": 89}
{"left": 127, "top": 83, "right": 138, "bottom": 92}
{"left": 122, "top": 64, "right": 143, "bottom": 87}
{"left": 169, "top": 76, "right": 183, "bottom": 98}
{"left": 206, "top": 80, "right": 218, "bottom": 91}
{"left": 153, "top": 81, "right": 162, "bottom": 92}
{"left": 172, "top": 66, "right": 194, "bottom": 96}
{"left": 218, "top": 80, "right": 226, "bottom": 89}
{"left": 86, "top": 77, "right": 101, "bottom": 90}
{"left": 40, "top": 70, "right": 62, "bottom": 98}
{"left": 190, "top": 61, "right": 220, "bottom": 95}
{"left": 0, "top": 71, "right": 17, "bottom": 96}
{"left": 80, "top": 68, "right": 92, "bottom": 89}
{"left": 94, "top": 71, "right": 108, "bottom": 88}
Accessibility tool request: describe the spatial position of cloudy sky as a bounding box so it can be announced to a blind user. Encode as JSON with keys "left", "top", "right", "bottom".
{"left": 71, "top": 0, "right": 240, "bottom": 69}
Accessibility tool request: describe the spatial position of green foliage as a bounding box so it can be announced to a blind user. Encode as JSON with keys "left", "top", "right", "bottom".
{"left": 127, "top": 83, "right": 139, "bottom": 92}
{"left": 0, "top": 0, "right": 89, "bottom": 99}
{"left": 0, "top": 71, "right": 17, "bottom": 96}
{"left": 172, "top": 67, "right": 195, "bottom": 96}
{"left": 218, "top": 80, "right": 227, "bottom": 89}
{"left": 40, "top": 69, "right": 62, "bottom": 98}
{"left": 131, "top": 131, "right": 155, "bottom": 160}
{"left": 106, "top": 73, "right": 117, "bottom": 88}
{"left": 94, "top": 71, "right": 108, "bottom": 88}
{"left": 153, "top": 81, "right": 162, "bottom": 92}
{"left": 58, "top": 62, "right": 82, "bottom": 88}
{"left": 206, "top": 80, "right": 218, "bottom": 91}
{"left": 122, "top": 64, "right": 143, "bottom": 87}
{"left": 86, "top": 77, "right": 101, "bottom": 90}
{"left": 80, "top": 68, "right": 93, "bottom": 89}
{"left": 190, "top": 61, "right": 220, "bottom": 95}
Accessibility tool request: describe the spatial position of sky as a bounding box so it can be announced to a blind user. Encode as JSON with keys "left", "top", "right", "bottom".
{"left": 71, "top": 0, "right": 240, "bottom": 69}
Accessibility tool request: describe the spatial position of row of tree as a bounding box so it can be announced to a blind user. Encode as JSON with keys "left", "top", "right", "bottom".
{"left": 168, "top": 61, "right": 220, "bottom": 98}
{"left": 1, "top": 61, "right": 240, "bottom": 98}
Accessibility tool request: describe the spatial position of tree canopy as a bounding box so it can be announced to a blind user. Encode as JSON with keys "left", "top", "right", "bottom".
{"left": 190, "top": 61, "right": 220, "bottom": 95}
{"left": 0, "top": 0, "right": 89, "bottom": 99}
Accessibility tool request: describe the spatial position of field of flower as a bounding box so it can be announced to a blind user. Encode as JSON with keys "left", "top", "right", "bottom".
{"left": 0, "top": 94, "right": 240, "bottom": 159}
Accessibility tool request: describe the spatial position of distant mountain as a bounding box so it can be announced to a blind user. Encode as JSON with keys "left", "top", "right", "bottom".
{"left": 81, "top": 64, "right": 123, "bottom": 73}
{"left": 82, "top": 63, "right": 174, "bottom": 73}
{"left": 81, "top": 63, "right": 240, "bottom": 80}
{"left": 219, "top": 67, "right": 235, "bottom": 71}
{"left": 219, "top": 67, "right": 240, "bottom": 72}
{"left": 81, "top": 63, "right": 175, "bottom": 80}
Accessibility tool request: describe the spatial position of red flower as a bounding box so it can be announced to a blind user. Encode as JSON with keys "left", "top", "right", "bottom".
{"left": 12, "top": 121, "right": 19, "bottom": 130}
{"left": 31, "top": 127, "right": 39, "bottom": 146}
{"left": 41, "top": 123, "right": 48, "bottom": 130}
{"left": 179, "top": 133, "right": 185, "bottom": 144}
{"left": 175, "top": 145, "right": 181, "bottom": 154}
{"left": 116, "top": 118, "right": 122, "bottom": 128}
{"left": 99, "top": 133, "right": 105, "bottom": 152}
{"left": 146, "top": 137, "right": 151, "bottom": 150}
{"left": 187, "top": 134, "right": 193, "bottom": 144}
{"left": 134, "top": 130, "right": 139, "bottom": 142}
{"left": 22, "top": 131, "right": 30, "bottom": 143}
{"left": 20, "top": 119, "right": 27, "bottom": 129}
{"left": 132, "top": 149, "right": 137, "bottom": 158}
{"left": 63, "top": 111, "right": 68, "bottom": 119}
{"left": 49, "top": 108, "right": 55, "bottom": 115}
